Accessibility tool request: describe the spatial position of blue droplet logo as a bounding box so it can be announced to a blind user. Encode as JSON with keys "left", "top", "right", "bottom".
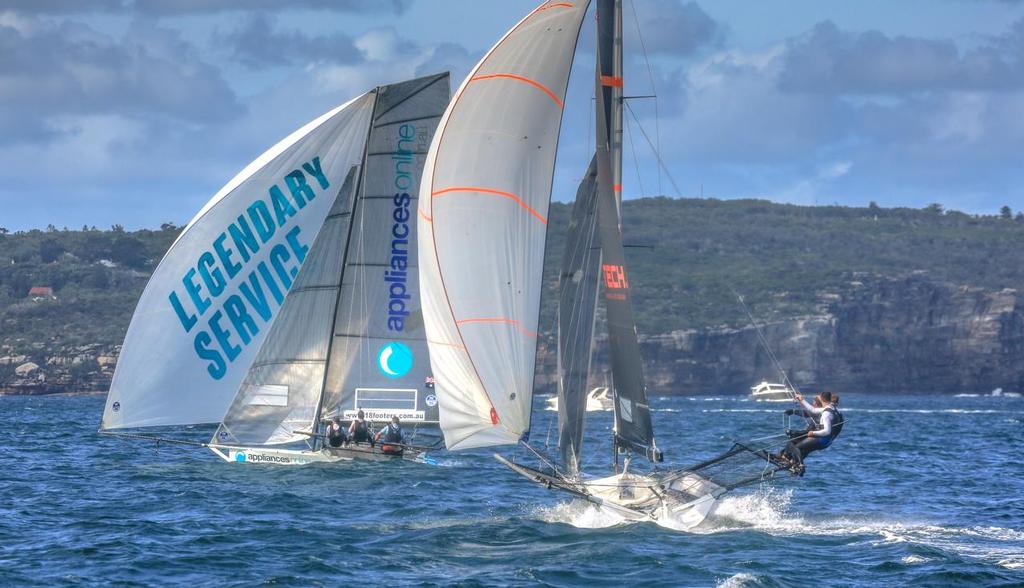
{"left": 377, "top": 342, "right": 413, "bottom": 379}
{"left": 235, "top": 453, "right": 246, "bottom": 462}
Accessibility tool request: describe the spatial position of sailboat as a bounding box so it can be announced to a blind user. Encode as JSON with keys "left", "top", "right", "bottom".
{"left": 417, "top": 1, "right": 802, "bottom": 527}
{"left": 101, "top": 73, "right": 451, "bottom": 465}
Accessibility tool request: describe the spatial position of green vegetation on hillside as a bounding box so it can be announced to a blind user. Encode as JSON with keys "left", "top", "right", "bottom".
{"left": 0, "top": 224, "right": 181, "bottom": 359}
{"left": 3, "top": 199, "right": 1024, "bottom": 362}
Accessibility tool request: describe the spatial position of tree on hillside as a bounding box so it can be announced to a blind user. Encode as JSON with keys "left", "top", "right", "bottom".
{"left": 39, "top": 239, "right": 65, "bottom": 263}
{"left": 110, "top": 236, "right": 147, "bottom": 269}
{"left": 925, "top": 203, "right": 944, "bottom": 213}
{"left": 1001, "top": 205, "right": 1013, "bottom": 219}
{"left": 868, "top": 201, "right": 880, "bottom": 211}
{"left": 0, "top": 227, "right": 8, "bottom": 235}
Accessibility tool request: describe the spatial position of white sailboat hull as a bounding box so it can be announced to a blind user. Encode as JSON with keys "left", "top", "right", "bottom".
{"left": 583, "top": 473, "right": 718, "bottom": 530}
{"left": 495, "top": 455, "right": 719, "bottom": 531}
{"left": 208, "top": 444, "right": 426, "bottom": 465}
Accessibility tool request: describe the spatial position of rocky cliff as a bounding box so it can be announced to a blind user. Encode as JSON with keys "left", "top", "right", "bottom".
{"left": 537, "top": 274, "right": 1024, "bottom": 395}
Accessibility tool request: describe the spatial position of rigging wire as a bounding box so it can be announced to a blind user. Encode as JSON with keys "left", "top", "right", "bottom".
{"left": 624, "top": 101, "right": 684, "bottom": 198}
{"left": 627, "top": 0, "right": 662, "bottom": 196}
{"left": 623, "top": 105, "right": 646, "bottom": 197}
{"left": 730, "top": 287, "right": 816, "bottom": 428}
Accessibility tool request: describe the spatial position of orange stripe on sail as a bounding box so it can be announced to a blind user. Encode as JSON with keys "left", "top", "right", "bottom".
{"left": 456, "top": 317, "right": 538, "bottom": 338}
{"left": 432, "top": 186, "right": 547, "bottom": 224}
{"left": 600, "top": 75, "right": 624, "bottom": 88}
{"left": 418, "top": 208, "right": 432, "bottom": 222}
{"left": 613, "top": 184, "right": 622, "bottom": 192}
{"left": 427, "top": 339, "right": 466, "bottom": 351}
{"left": 535, "top": 1, "right": 574, "bottom": 12}
{"left": 469, "top": 74, "right": 563, "bottom": 108}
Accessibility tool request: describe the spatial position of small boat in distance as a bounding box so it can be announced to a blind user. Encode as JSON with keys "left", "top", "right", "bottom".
{"left": 750, "top": 381, "right": 794, "bottom": 402}
{"left": 545, "top": 387, "right": 613, "bottom": 412}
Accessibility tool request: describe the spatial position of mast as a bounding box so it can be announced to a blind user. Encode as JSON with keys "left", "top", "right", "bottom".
{"left": 597, "top": 0, "right": 624, "bottom": 207}
{"left": 594, "top": 0, "right": 660, "bottom": 463}
{"left": 556, "top": 0, "right": 626, "bottom": 476}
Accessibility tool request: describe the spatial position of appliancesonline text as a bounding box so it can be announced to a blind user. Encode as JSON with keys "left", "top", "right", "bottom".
{"left": 168, "top": 157, "right": 329, "bottom": 380}
{"left": 384, "top": 122, "right": 427, "bottom": 332}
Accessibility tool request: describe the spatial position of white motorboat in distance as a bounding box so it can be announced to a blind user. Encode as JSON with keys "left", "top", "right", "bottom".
{"left": 545, "top": 387, "right": 613, "bottom": 412}
{"left": 750, "top": 381, "right": 794, "bottom": 402}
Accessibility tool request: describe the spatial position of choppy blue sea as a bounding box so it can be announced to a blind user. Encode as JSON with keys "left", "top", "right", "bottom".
{"left": 1, "top": 392, "right": 1022, "bottom": 587}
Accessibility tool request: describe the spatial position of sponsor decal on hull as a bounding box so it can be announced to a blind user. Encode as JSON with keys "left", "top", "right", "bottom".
{"left": 229, "top": 450, "right": 309, "bottom": 465}
{"left": 342, "top": 409, "right": 426, "bottom": 423}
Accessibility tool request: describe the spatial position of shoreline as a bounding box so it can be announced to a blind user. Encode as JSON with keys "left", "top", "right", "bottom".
{"left": 0, "top": 389, "right": 106, "bottom": 397}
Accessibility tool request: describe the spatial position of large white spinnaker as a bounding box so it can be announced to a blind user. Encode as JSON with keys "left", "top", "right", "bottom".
{"left": 418, "top": 1, "right": 590, "bottom": 449}
{"left": 102, "top": 94, "right": 376, "bottom": 430}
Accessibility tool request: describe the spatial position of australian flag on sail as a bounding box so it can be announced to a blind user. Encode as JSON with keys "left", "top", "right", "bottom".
{"left": 424, "top": 376, "right": 435, "bottom": 389}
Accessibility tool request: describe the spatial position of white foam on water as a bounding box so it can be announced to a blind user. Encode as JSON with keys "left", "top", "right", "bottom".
{"left": 701, "top": 487, "right": 795, "bottom": 534}
{"left": 955, "top": 392, "right": 1020, "bottom": 398}
{"left": 532, "top": 500, "right": 633, "bottom": 529}
{"left": 701, "top": 408, "right": 1018, "bottom": 415}
{"left": 715, "top": 572, "right": 760, "bottom": 587}
{"left": 699, "top": 489, "right": 1024, "bottom": 570}
{"left": 902, "top": 555, "right": 930, "bottom": 564}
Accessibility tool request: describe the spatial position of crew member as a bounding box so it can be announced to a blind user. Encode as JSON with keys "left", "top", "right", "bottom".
{"left": 347, "top": 409, "right": 374, "bottom": 446}
{"left": 325, "top": 416, "right": 347, "bottom": 448}
{"left": 374, "top": 416, "right": 406, "bottom": 456}
{"left": 780, "top": 392, "right": 844, "bottom": 473}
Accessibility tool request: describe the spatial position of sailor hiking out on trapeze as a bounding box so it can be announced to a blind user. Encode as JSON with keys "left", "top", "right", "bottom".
{"left": 778, "top": 391, "right": 844, "bottom": 474}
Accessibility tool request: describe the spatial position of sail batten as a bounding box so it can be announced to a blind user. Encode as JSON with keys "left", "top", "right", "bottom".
{"left": 419, "top": 1, "right": 591, "bottom": 450}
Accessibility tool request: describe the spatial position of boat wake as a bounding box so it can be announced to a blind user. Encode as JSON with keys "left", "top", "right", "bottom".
{"left": 532, "top": 500, "right": 632, "bottom": 529}
{"left": 702, "top": 488, "right": 1024, "bottom": 570}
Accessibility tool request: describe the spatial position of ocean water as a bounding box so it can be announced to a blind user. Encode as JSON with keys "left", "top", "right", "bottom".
{"left": 1, "top": 393, "right": 1022, "bottom": 587}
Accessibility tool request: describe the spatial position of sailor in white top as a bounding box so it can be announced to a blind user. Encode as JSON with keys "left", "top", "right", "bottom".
{"left": 782, "top": 391, "right": 844, "bottom": 472}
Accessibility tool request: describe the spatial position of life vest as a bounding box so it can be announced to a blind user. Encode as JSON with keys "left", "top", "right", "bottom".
{"left": 351, "top": 420, "right": 370, "bottom": 440}
{"left": 326, "top": 425, "right": 345, "bottom": 447}
{"left": 383, "top": 424, "right": 403, "bottom": 444}
{"left": 824, "top": 406, "right": 844, "bottom": 442}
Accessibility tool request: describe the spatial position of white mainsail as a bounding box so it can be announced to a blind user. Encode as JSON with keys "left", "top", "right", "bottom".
{"left": 215, "top": 74, "right": 450, "bottom": 447}
{"left": 102, "top": 94, "right": 376, "bottom": 430}
{"left": 418, "top": 1, "right": 590, "bottom": 450}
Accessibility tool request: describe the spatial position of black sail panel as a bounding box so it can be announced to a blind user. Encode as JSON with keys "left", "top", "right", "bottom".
{"left": 593, "top": 53, "right": 658, "bottom": 463}
{"left": 557, "top": 155, "right": 601, "bottom": 476}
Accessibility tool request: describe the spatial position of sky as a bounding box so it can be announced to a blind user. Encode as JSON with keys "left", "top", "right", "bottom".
{"left": 1, "top": 0, "right": 1023, "bottom": 231}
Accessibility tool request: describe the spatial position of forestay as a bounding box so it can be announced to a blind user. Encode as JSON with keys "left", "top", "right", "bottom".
{"left": 102, "top": 94, "right": 376, "bottom": 430}
{"left": 418, "top": 1, "right": 591, "bottom": 450}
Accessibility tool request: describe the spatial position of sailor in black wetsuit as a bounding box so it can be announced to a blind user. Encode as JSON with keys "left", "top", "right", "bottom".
{"left": 325, "top": 417, "right": 347, "bottom": 448}
{"left": 781, "top": 392, "right": 844, "bottom": 473}
{"left": 374, "top": 416, "right": 406, "bottom": 456}
{"left": 347, "top": 410, "right": 374, "bottom": 447}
